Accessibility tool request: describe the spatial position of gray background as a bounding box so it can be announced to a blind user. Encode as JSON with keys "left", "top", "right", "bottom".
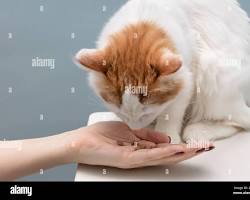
{"left": 0, "top": 0, "right": 249, "bottom": 181}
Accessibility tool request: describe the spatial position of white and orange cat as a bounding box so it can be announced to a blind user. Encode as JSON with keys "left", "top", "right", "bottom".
{"left": 75, "top": 0, "right": 250, "bottom": 144}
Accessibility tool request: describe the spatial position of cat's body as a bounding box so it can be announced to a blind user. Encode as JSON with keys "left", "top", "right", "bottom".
{"left": 76, "top": 0, "right": 250, "bottom": 143}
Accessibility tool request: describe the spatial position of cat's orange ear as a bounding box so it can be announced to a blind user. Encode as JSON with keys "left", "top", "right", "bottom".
{"left": 75, "top": 49, "right": 107, "bottom": 73}
{"left": 158, "top": 50, "right": 182, "bottom": 75}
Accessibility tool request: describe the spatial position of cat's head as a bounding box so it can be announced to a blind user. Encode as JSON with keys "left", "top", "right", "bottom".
{"left": 75, "top": 22, "right": 183, "bottom": 129}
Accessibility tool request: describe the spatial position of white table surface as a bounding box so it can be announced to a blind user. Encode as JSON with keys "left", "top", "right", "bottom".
{"left": 75, "top": 112, "right": 250, "bottom": 181}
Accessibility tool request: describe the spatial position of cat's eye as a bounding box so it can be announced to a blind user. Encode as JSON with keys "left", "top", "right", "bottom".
{"left": 139, "top": 94, "right": 147, "bottom": 102}
{"left": 139, "top": 94, "right": 152, "bottom": 105}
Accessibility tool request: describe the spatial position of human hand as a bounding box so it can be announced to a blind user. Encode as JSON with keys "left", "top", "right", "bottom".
{"left": 66, "top": 122, "right": 213, "bottom": 169}
{"left": 0, "top": 121, "right": 214, "bottom": 180}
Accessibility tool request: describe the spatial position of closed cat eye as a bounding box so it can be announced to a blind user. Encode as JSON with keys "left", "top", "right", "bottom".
{"left": 138, "top": 94, "right": 150, "bottom": 104}
{"left": 149, "top": 64, "right": 160, "bottom": 77}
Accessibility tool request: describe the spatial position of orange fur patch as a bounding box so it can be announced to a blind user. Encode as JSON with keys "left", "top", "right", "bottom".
{"left": 98, "top": 21, "right": 182, "bottom": 105}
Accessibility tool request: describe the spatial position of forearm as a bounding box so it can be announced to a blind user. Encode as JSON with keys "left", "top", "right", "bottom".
{"left": 0, "top": 131, "right": 76, "bottom": 180}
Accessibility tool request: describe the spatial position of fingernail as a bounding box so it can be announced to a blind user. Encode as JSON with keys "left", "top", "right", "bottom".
{"left": 168, "top": 136, "right": 172, "bottom": 143}
{"left": 196, "top": 148, "right": 205, "bottom": 153}
{"left": 175, "top": 151, "right": 185, "bottom": 155}
{"left": 196, "top": 146, "right": 215, "bottom": 153}
{"left": 205, "top": 146, "right": 215, "bottom": 151}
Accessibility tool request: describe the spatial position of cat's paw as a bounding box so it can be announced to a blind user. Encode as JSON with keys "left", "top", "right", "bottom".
{"left": 183, "top": 125, "right": 212, "bottom": 144}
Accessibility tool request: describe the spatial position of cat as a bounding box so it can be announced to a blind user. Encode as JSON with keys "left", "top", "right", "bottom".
{"left": 75, "top": 0, "right": 250, "bottom": 144}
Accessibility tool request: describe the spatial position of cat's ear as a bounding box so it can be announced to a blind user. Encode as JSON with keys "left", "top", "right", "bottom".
{"left": 75, "top": 49, "right": 107, "bottom": 73}
{"left": 158, "top": 50, "right": 182, "bottom": 75}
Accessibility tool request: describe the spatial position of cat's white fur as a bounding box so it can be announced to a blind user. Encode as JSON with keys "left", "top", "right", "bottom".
{"left": 88, "top": 0, "right": 250, "bottom": 143}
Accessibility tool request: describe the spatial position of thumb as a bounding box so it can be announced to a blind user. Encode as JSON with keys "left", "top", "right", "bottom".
{"left": 133, "top": 129, "right": 171, "bottom": 144}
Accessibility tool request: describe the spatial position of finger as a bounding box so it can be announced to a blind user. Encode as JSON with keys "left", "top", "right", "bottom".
{"left": 156, "top": 149, "right": 202, "bottom": 165}
{"left": 113, "top": 132, "right": 140, "bottom": 144}
{"left": 157, "top": 143, "right": 207, "bottom": 153}
{"left": 94, "top": 121, "right": 141, "bottom": 144}
{"left": 117, "top": 141, "right": 133, "bottom": 146}
{"left": 132, "top": 150, "right": 197, "bottom": 168}
{"left": 119, "top": 143, "right": 215, "bottom": 168}
{"left": 123, "top": 143, "right": 202, "bottom": 168}
{"left": 133, "top": 129, "right": 171, "bottom": 144}
{"left": 117, "top": 140, "right": 156, "bottom": 149}
{"left": 124, "top": 144, "right": 186, "bottom": 167}
{"left": 141, "top": 145, "right": 216, "bottom": 167}
{"left": 186, "top": 140, "right": 214, "bottom": 150}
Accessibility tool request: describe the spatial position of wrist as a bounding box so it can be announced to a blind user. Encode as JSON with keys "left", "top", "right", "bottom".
{"left": 58, "top": 127, "right": 89, "bottom": 164}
